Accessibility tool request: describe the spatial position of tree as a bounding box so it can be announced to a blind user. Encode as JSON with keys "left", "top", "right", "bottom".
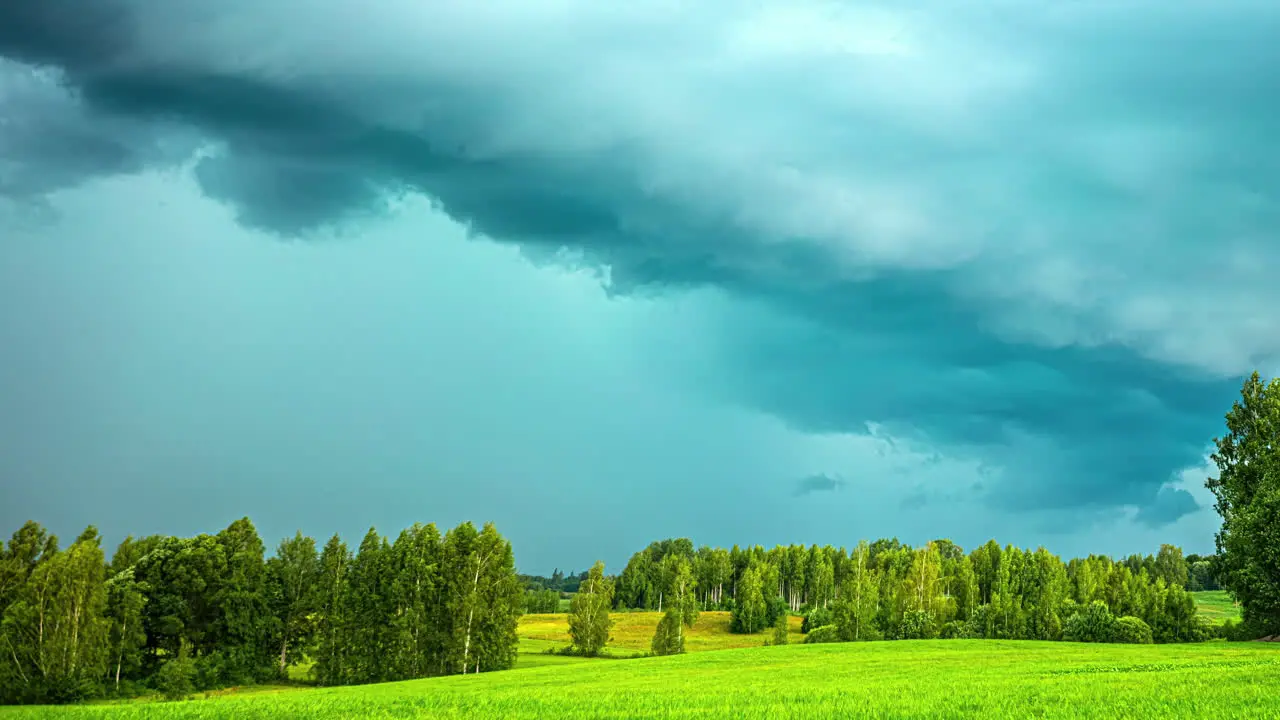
{"left": 1208, "top": 372, "right": 1280, "bottom": 637}
{"left": 312, "top": 534, "right": 351, "bottom": 686}
{"left": 104, "top": 568, "right": 147, "bottom": 693}
{"left": 524, "top": 589, "right": 559, "bottom": 614}
{"left": 568, "top": 561, "right": 613, "bottom": 657}
{"left": 768, "top": 611, "right": 789, "bottom": 646}
{"left": 663, "top": 555, "right": 698, "bottom": 630}
{"left": 834, "top": 541, "right": 881, "bottom": 641}
{"left": 388, "top": 523, "right": 442, "bottom": 680}
{"left": 1153, "top": 545, "right": 1189, "bottom": 589}
{"left": 730, "top": 566, "right": 767, "bottom": 633}
{"left": 211, "top": 518, "right": 276, "bottom": 684}
{"left": 441, "top": 523, "right": 522, "bottom": 675}
{"left": 650, "top": 608, "right": 684, "bottom": 655}
{"left": 266, "top": 531, "right": 320, "bottom": 678}
{"left": 1063, "top": 601, "right": 1117, "bottom": 643}
{"left": 0, "top": 527, "right": 110, "bottom": 703}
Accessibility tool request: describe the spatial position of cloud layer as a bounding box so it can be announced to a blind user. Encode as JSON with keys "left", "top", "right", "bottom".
{"left": 4, "top": 1, "right": 1278, "bottom": 531}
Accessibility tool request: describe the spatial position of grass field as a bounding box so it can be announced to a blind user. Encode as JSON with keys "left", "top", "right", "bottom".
{"left": 4, "top": 601, "right": 1264, "bottom": 717}
{"left": 1192, "top": 590, "right": 1242, "bottom": 625}
{"left": 4, "top": 640, "right": 1278, "bottom": 719}
{"left": 517, "top": 610, "right": 803, "bottom": 656}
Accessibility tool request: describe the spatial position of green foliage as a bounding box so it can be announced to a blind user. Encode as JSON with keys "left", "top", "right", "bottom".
{"left": 524, "top": 589, "right": 559, "bottom": 614}
{"left": 939, "top": 620, "right": 972, "bottom": 639}
{"left": 898, "top": 610, "right": 938, "bottom": 640}
{"left": 1063, "top": 601, "right": 1117, "bottom": 643}
{"left": 567, "top": 562, "right": 613, "bottom": 657}
{"left": 768, "top": 612, "right": 788, "bottom": 646}
{"left": 650, "top": 609, "right": 684, "bottom": 656}
{"left": 0, "top": 525, "right": 109, "bottom": 704}
{"left": 800, "top": 606, "right": 833, "bottom": 633}
{"left": 154, "top": 644, "right": 195, "bottom": 702}
{"left": 265, "top": 532, "right": 320, "bottom": 679}
{"left": 1208, "top": 372, "right": 1280, "bottom": 637}
{"left": 729, "top": 566, "right": 767, "bottom": 634}
{"left": 1114, "top": 616, "right": 1153, "bottom": 644}
{"left": 803, "top": 624, "right": 841, "bottom": 644}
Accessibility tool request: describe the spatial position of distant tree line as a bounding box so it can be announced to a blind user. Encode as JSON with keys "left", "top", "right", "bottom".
{"left": 519, "top": 568, "right": 588, "bottom": 614}
{"left": 0, "top": 517, "right": 523, "bottom": 705}
{"left": 614, "top": 538, "right": 1217, "bottom": 645}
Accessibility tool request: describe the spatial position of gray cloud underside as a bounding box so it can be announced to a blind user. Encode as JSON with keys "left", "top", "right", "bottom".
{"left": 5, "top": 1, "right": 1279, "bottom": 525}
{"left": 794, "top": 474, "right": 847, "bottom": 498}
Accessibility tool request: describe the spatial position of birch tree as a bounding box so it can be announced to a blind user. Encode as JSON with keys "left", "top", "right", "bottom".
{"left": 568, "top": 561, "right": 613, "bottom": 656}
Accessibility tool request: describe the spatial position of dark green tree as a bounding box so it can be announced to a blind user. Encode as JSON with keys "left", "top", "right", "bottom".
{"left": 1208, "top": 372, "right": 1280, "bottom": 637}
{"left": 730, "top": 566, "right": 767, "bottom": 633}
{"left": 266, "top": 531, "right": 320, "bottom": 678}
{"left": 650, "top": 608, "right": 684, "bottom": 656}
{"left": 312, "top": 534, "right": 352, "bottom": 686}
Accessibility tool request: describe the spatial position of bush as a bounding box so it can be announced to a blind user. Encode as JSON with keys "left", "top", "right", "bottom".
{"left": 939, "top": 620, "right": 973, "bottom": 639}
{"left": 154, "top": 657, "right": 196, "bottom": 702}
{"left": 1114, "top": 616, "right": 1154, "bottom": 644}
{"left": 804, "top": 625, "right": 841, "bottom": 644}
{"left": 898, "top": 610, "right": 938, "bottom": 640}
{"left": 802, "top": 606, "right": 834, "bottom": 633}
{"left": 1063, "top": 601, "right": 1117, "bottom": 643}
{"left": 965, "top": 604, "right": 992, "bottom": 639}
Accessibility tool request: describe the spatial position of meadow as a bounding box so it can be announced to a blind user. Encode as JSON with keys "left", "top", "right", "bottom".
{"left": 1193, "top": 590, "right": 1243, "bottom": 625}
{"left": 4, "top": 640, "right": 1278, "bottom": 719}
{"left": 0, "top": 594, "right": 1263, "bottom": 718}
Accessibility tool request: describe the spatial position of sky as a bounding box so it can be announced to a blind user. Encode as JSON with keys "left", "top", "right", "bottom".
{"left": 2, "top": 1, "right": 1278, "bottom": 574}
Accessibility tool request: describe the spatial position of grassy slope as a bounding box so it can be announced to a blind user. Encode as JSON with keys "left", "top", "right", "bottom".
{"left": 6, "top": 641, "right": 1279, "bottom": 719}
{"left": 1192, "top": 590, "right": 1242, "bottom": 625}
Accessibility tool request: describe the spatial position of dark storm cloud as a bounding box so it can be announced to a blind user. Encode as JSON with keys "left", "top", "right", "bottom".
{"left": 793, "top": 474, "right": 846, "bottom": 498}
{"left": 3, "top": 1, "right": 1278, "bottom": 527}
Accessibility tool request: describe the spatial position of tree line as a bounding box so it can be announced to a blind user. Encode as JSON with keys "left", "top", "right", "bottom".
{"left": 609, "top": 538, "right": 1215, "bottom": 646}
{"left": 0, "top": 517, "right": 523, "bottom": 705}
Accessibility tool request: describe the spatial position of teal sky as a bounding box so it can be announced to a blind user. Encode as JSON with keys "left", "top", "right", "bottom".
{"left": 3, "top": 1, "right": 1278, "bottom": 573}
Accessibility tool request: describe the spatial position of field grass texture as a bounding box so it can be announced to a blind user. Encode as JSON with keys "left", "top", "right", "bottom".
{"left": 4, "top": 640, "right": 1278, "bottom": 719}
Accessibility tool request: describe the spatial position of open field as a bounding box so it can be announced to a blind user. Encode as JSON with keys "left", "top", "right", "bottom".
{"left": 517, "top": 610, "right": 803, "bottom": 656}
{"left": 5, "top": 640, "right": 1278, "bottom": 719}
{"left": 1193, "top": 590, "right": 1243, "bottom": 625}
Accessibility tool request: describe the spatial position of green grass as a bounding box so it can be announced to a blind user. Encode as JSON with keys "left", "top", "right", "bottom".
{"left": 6, "top": 640, "right": 1279, "bottom": 719}
{"left": 1192, "top": 590, "right": 1242, "bottom": 625}
{"left": 517, "top": 610, "right": 803, "bottom": 655}
{"left": 5, "top": 601, "right": 1258, "bottom": 717}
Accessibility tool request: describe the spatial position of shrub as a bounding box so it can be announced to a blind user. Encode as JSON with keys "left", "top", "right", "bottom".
{"left": 898, "top": 610, "right": 938, "bottom": 640}
{"left": 965, "top": 604, "right": 992, "bottom": 639}
{"left": 939, "top": 620, "right": 973, "bottom": 639}
{"left": 802, "top": 606, "right": 834, "bottom": 633}
{"left": 804, "top": 625, "right": 841, "bottom": 644}
{"left": 1063, "top": 601, "right": 1117, "bottom": 643}
{"left": 770, "top": 612, "right": 789, "bottom": 646}
{"left": 154, "top": 657, "right": 196, "bottom": 702}
{"left": 1114, "top": 616, "right": 1154, "bottom": 644}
